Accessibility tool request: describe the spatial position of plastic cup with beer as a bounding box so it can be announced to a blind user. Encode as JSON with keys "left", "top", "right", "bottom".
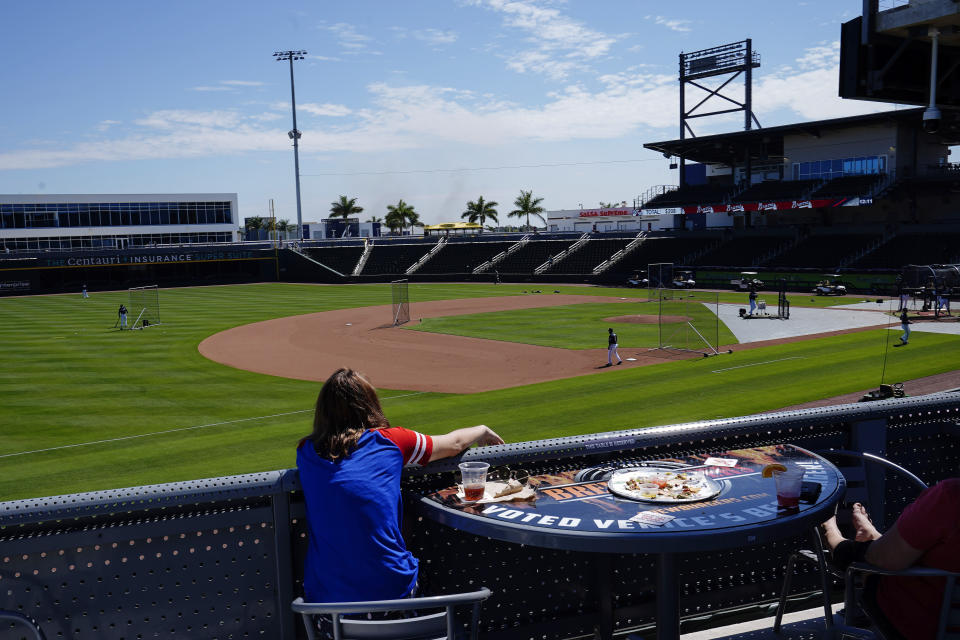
{"left": 459, "top": 461, "right": 490, "bottom": 502}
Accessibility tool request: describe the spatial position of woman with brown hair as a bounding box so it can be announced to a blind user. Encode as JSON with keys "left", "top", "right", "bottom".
{"left": 297, "top": 368, "right": 503, "bottom": 604}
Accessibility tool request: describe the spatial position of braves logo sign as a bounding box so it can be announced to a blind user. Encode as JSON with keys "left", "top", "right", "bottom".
{"left": 791, "top": 200, "right": 813, "bottom": 209}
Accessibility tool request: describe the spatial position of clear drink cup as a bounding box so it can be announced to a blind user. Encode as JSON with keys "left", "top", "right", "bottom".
{"left": 459, "top": 461, "right": 490, "bottom": 502}
{"left": 774, "top": 465, "right": 805, "bottom": 509}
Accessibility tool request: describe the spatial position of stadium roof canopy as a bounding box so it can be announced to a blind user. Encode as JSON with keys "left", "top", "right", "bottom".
{"left": 643, "top": 107, "right": 960, "bottom": 166}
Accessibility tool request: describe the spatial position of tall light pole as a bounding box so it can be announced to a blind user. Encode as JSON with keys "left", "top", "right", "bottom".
{"left": 273, "top": 50, "right": 307, "bottom": 240}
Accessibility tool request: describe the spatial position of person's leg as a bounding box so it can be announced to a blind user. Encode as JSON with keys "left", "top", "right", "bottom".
{"left": 904, "top": 324, "right": 911, "bottom": 343}
{"left": 615, "top": 345, "right": 622, "bottom": 364}
{"left": 607, "top": 346, "right": 613, "bottom": 365}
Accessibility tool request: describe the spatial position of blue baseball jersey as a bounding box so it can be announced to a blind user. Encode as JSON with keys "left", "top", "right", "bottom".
{"left": 297, "top": 428, "right": 432, "bottom": 602}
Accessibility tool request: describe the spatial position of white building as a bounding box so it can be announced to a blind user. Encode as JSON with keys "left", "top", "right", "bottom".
{"left": 0, "top": 193, "right": 238, "bottom": 251}
{"left": 546, "top": 207, "right": 675, "bottom": 233}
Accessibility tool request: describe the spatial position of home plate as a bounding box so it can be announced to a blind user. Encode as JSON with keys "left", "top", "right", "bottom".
{"left": 626, "top": 357, "right": 637, "bottom": 361}
{"left": 345, "top": 323, "right": 352, "bottom": 326}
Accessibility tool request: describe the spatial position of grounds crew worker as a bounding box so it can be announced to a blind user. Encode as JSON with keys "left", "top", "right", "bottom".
{"left": 118, "top": 304, "right": 128, "bottom": 330}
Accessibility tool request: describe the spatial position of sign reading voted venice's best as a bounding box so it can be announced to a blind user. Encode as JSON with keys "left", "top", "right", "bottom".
{"left": 424, "top": 445, "right": 835, "bottom": 533}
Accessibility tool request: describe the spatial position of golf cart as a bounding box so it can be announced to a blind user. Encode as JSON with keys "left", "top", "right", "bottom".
{"left": 627, "top": 273, "right": 649, "bottom": 288}
{"left": 672, "top": 270, "right": 696, "bottom": 289}
{"left": 731, "top": 271, "right": 763, "bottom": 291}
{"left": 813, "top": 274, "right": 847, "bottom": 296}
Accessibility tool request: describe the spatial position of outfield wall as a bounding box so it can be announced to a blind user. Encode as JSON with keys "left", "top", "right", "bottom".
{"left": 0, "top": 245, "right": 280, "bottom": 295}
{"left": 1, "top": 393, "right": 958, "bottom": 639}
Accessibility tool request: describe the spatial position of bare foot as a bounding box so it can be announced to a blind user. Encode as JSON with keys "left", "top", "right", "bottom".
{"left": 852, "top": 503, "right": 881, "bottom": 541}
{"left": 821, "top": 516, "right": 845, "bottom": 550}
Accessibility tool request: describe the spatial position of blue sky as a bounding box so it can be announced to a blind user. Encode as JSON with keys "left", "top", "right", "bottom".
{"left": 0, "top": 1, "right": 888, "bottom": 226}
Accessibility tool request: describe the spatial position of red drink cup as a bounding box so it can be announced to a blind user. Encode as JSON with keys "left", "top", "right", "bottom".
{"left": 459, "top": 461, "right": 489, "bottom": 502}
{"left": 463, "top": 485, "right": 485, "bottom": 501}
{"left": 774, "top": 466, "right": 804, "bottom": 509}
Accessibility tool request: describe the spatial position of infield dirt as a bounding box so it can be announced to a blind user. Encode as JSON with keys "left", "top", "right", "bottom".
{"left": 198, "top": 294, "right": 693, "bottom": 393}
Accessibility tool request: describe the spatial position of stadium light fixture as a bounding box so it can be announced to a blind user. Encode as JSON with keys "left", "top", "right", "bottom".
{"left": 274, "top": 50, "right": 308, "bottom": 240}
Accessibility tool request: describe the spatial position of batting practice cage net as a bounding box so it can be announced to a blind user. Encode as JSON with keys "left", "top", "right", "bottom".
{"left": 391, "top": 279, "right": 410, "bottom": 326}
{"left": 129, "top": 285, "right": 161, "bottom": 330}
{"left": 652, "top": 289, "right": 726, "bottom": 357}
{"left": 647, "top": 262, "right": 673, "bottom": 299}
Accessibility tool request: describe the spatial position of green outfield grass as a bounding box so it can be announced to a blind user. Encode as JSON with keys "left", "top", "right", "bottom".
{"left": 407, "top": 298, "right": 738, "bottom": 349}
{"left": 0, "top": 282, "right": 951, "bottom": 501}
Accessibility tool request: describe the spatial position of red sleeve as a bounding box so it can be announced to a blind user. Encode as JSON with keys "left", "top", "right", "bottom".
{"left": 375, "top": 427, "right": 434, "bottom": 466}
{"left": 895, "top": 479, "right": 960, "bottom": 551}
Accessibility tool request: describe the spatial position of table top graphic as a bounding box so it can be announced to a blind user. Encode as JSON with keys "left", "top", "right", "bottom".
{"left": 418, "top": 444, "right": 844, "bottom": 553}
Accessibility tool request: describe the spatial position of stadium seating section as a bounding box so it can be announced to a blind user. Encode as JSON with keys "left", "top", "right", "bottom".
{"left": 810, "top": 174, "right": 883, "bottom": 199}
{"left": 643, "top": 184, "right": 734, "bottom": 208}
{"left": 851, "top": 232, "right": 960, "bottom": 269}
{"left": 692, "top": 234, "right": 792, "bottom": 268}
{"left": 416, "top": 241, "right": 514, "bottom": 274}
{"left": 495, "top": 239, "right": 576, "bottom": 274}
{"left": 555, "top": 238, "right": 634, "bottom": 273}
{"left": 732, "top": 180, "right": 820, "bottom": 203}
{"left": 304, "top": 246, "right": 364, "bottom": 275}
{"left": 617, "top": 236, "right": 721, "bottom": 271}
{"left": 362, "top": 242, "right": 434, "bottom": 275}
{"left": 764, "top": 233, "right": 881, "bottom": 269}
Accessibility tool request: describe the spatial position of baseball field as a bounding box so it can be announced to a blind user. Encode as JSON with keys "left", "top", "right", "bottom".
{"left": 3, "top": 281, "right": 959, "bottom": 501}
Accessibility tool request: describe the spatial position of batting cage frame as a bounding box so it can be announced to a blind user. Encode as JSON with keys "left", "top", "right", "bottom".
{"left": 650, "top": 289, "right": 729, "bottom": 357}
{"left": 391, "top": 279, "right": 410, "bottom": 326}
{"left": 129, "top": 285, "right": 162, "bottom": 330}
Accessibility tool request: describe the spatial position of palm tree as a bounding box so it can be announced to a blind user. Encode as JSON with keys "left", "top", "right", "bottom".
{"left": 384, "top": 209, "right": 404, "bottom": 235}
{"left": 275, "top": 218, "right": 293, "bottom": 239}
{"left": 508, "top": 190, "right": 545, "bottom": 230}
{"left": 461, "top": 196, "right": 498, "bottom": 231}
{"left": 245, "top": 216, "right": 265, "bottom": 231}
{"left": 386, "top": 199, "right": 420, "bottom": 235}
{"left": 366, "top": 216, "right": 382, "bottom": 223}
{"left": 330, "top": 196, "right": 363, "bottom": 222}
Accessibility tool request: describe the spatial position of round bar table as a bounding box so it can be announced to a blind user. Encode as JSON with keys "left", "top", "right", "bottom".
{"left": 417, "top": 444, "right": 845, "bottom": 640}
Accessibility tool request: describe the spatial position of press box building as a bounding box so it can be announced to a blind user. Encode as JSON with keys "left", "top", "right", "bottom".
{"left": 0, "top": 193, "right": 238, "bottom": 251}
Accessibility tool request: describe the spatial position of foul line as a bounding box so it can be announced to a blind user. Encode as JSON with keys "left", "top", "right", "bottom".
{"left": 0, "top": 391, "right": 428, "bottom": 459}
{"left": 712, "top": 357, "right": 805, "bottom": 374}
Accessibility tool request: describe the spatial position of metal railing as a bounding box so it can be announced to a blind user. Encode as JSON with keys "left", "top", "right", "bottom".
{"left": 2, "top": 392, "right": 959, "bottom": 639}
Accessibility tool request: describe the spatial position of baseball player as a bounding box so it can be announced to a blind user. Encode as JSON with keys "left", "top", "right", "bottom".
{"left": 607, "top": 328, "right": 622, "bottom": 367}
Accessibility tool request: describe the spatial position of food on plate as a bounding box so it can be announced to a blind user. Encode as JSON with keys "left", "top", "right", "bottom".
{"left": 622, "top": 471, "right": 706, "bottom": 500}
{"left": 493, "top": 478, "right": 524, "bottom": 498}
{"left": 761, "top": 463, "right": 788, "bottom": 478}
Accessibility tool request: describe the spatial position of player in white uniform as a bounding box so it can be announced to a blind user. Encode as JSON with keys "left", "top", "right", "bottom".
{"left": 607, "top": 328, "right": 622, "bottom": 366}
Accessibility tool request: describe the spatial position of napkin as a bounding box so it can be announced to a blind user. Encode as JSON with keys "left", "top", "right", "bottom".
{"left": 457, "top": 480, "right": 537, "bottom": 504}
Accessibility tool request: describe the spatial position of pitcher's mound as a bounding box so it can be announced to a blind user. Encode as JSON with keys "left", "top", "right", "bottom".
{"left": 605, "top": 314, "right": 692, "bottom": 324}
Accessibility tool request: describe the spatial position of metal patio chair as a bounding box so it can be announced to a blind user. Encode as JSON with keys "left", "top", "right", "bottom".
{"left": 292, "top": 587, "right": 491, "bottom": 640}
{"left": 0, "top": 610, "right": 47, "bottom": 640}
{"left": 773, "top": 450, "right": 929, "bottom": 636}
{"left": 845, "top": 562, "right": 960, "bottom": 640}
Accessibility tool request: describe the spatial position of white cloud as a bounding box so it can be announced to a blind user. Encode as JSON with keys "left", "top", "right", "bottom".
{"left": 0, "top": 44, "right": 894, "bottom": 170}
{"left": 310, "top": 55, "right": 342, "bottom": 62}
{"left": 647, "top": 15, "right": 692, "bottom": 33}
{"left": 96, "top": 120, "right": 121, "bottom": 132}
{"left": 414, "top": 28, "right": 458, "bottom": 46}
{"left": 192, "top": 80, "right": 265, "bottom": 92}
{"left": 299, "top": 103, "right": 353, "bottom": 117}
{"left": 322, "top": 22, "right": 377, "bottom": 54}
{"left": 469, "top": 0, "right": 618, "bottom": 79}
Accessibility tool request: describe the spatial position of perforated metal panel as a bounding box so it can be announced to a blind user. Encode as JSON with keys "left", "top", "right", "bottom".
{"left": 2, "top": 395, "right": 958, "bottom": 640}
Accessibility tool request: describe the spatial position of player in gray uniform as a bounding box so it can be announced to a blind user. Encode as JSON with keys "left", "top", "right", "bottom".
{"left": 606, "top": 328, "right": 622, "bottom": 366}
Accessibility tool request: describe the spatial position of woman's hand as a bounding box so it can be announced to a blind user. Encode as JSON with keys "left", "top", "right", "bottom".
{"left": 474, "top": 425, "right": 504, "bottom": 447}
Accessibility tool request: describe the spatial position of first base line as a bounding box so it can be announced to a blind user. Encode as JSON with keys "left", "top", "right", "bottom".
{"left": 0, "top": 391, "right": 428, "bottom": 459}
{"left": 711, "top": 356, "right": 805, "bottom": 374}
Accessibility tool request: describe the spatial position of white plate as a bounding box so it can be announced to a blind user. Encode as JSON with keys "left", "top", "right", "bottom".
{"left": 607, "top": 467, "right": 722, "bottom": 503}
